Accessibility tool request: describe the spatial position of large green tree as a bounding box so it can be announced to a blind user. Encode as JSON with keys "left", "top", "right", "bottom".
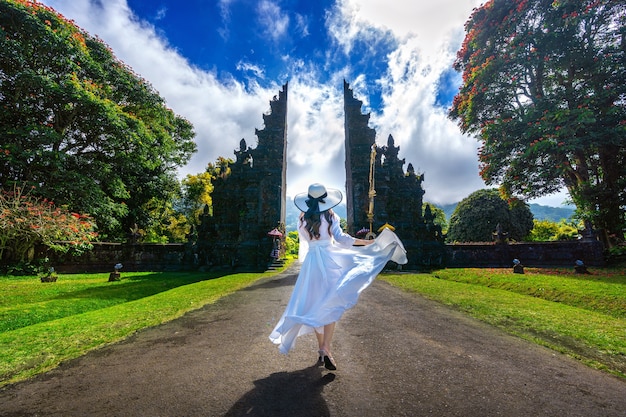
{"left": 0, "top": 0, "right": 196, "bottom": 240}
{"left": 447, "top": 189, "right": 534, "bottom": 243}
{"left": 449, "top": 0, "right": 625, "bottom": 245}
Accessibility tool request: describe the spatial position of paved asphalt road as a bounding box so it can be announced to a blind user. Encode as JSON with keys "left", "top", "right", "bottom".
{"left": 1, "top": 264, "right": 626, "bottom": 416}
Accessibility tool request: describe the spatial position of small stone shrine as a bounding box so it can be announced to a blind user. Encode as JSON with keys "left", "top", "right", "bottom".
{"left": 196, "top": 84, "right": 288, "bottom": 271}
{"left": 343, "top": 81, "right": 445, "bottom": 269}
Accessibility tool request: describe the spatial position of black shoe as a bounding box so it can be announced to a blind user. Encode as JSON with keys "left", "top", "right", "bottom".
{"left": 322, "top": 352, "right": 337, "bottom": 371}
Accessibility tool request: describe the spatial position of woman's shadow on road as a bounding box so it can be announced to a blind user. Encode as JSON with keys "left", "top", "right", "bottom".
{"left": 224, "top": 364, "right": 336, "bottom": 417}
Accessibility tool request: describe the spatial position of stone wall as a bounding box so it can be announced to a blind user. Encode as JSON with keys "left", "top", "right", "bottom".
{"left": 48, "top": 243, "right": 188, "bottom": 273}
{"left": 47, "top": 239, "right": 604, "bottom": 273}
{"left": 445, "top": 240, "right": 605, "bottom": 268}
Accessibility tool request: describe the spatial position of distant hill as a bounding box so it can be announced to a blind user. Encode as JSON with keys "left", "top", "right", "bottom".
{"left": 438, "top": 203, "right": 459, "bottom": 222}
{"left": 434, "top": 202, "right": 574, "bottom": 223}
{"left": 528, "top": 204, "right": 575, "bottom": 222}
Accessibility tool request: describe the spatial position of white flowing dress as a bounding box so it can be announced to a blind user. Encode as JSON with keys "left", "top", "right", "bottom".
{"left": 269, "top": 212, "right": 407, "bottom": 354}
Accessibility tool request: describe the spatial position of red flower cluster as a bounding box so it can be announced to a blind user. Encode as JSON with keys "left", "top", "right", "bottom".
{"left": 0, "top": 185, "right": 97, "bottom": 262}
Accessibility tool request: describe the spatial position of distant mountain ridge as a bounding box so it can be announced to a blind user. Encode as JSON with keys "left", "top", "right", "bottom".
{"left": 527, "top": 203, "right": 575, "bottom": 222}
{"left": 438, "top": 202, "right": 574, "bottom": 223}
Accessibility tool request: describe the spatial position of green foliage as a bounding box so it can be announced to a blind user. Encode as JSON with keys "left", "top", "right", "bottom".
{"left": 137, "top": 197, "right": 175, "bottom": 243}
{"left": 508, "top": 198, "right": 535, "bottom": 242}
{"left": 527, "top": 219, "right": 581, "bottom": 242}
{"left": 424, "top": 203, "right": 448, "bottom": 234}
{"left": 206, "top": 157, "right": 234, "bottom": 180}
{"left": 447, "top": 189, "right": 533, "bottom": 242}
{"left": 163, "top": 212, "right": 190, "bottom": 243}
{"left": 5, "top": 260, "right": 43, "bottom": 276}
{"left": 284, "top": 230, "right": 299, "bottom": 256}
{"left": 608, "top": 243, "right": 626, "bottom": 258}
{"left": 181, "top": 172, "right": 213, "bottom": 220}
{"left": 165, "top": 171, "right": 214, "bottom": 242}
{"left": 0, "top": 0, "right": 197, "bottom": 241}
{"left": 0, "top": 185, "right": 97, "bottom": 267}
{"left": 449, "top": 0, "right": 626, "bottom": 243}
{"left": 528, "top": 219, "right": 561, "bottom": 242}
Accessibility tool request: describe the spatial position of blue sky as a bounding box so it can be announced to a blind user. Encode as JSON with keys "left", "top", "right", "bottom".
{"left": 42, "top": 0, "right": 569, "bottom": 207}
{"left": 125, "top": 0, "right": 393, "bottom": 108}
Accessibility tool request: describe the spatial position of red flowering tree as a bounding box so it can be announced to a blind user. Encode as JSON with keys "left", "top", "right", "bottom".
{"left": 449, "top": 0, "right": 626, "bottom": 245}
{"left": 0, "top": 185, "right": 97, "bottom": 264}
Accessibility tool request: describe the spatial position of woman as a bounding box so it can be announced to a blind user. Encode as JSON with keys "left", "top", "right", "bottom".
{"left": 269, "top": 183, "right": 407, "bottom": 370}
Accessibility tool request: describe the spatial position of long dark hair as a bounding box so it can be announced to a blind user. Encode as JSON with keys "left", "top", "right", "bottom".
{"left": 301, "top": 209, "right": 334, "bottom": 240}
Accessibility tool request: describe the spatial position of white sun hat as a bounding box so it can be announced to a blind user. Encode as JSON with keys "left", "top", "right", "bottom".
{"left": 294, "top": 183, "right": 342, "bottom": 214}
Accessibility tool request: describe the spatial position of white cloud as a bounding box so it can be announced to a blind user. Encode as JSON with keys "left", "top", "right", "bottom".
{"left": 324, "top": 0, "right": 569, "bottom": 206}
{"left": 371, "top": 35, "right": 487, "bottom": 204}
{"left": 43, "top": 0, "right": 277, "bottom": 181}
{"left": 39, "top": 0, "right": 569, "bottom": 209}
{"left": 286, "top": 79, "right": 346, "bottom": 195}
{"left": 530, "top": 190, "right": 574, "bottom": 208}
{"left": 294, "top": 13, "right": 310, "bottom": 37}
{"left": 326, "top": 1, "right": 396, "bottom": 58}
{"left": 154, "top": 6, "right": 167, "bottom": 21}
{"left": 333, "top": 0, "right": 480, "bottom": 61}
{"left": 217, "top": 0, "right": 233, "bottom": 40}
{"left": 256, "top": 0, "right": 290, "bottom": 43}
{"left": 236, "top": 61, "right": 266, "bottom": 79}
{"left": 326, "top": 0, "right": 486, "bottom": 204}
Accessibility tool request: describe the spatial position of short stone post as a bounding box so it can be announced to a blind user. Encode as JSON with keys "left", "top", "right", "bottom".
{"left": 109, "top": 263, "right": 123, "bottom": 281}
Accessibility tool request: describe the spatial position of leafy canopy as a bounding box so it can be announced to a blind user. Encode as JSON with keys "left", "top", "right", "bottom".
{"left": 449, "top": 0, "right": 626, "bottom": 243}
{"left": 528, "top": 219, "right": 581, "bottom": 241}
{"left": 447, "top": 189, "right": 534, "bottom": 243}
{"left": 0, "top": 0, "right": 197, "bottom": 240}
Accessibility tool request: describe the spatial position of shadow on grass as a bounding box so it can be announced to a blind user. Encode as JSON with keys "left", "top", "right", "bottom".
{"left": 0, "top": 272, "right": 230, "bottom": 333}
{"left": 52, "top": 271, "right": 227, "bottom": 302}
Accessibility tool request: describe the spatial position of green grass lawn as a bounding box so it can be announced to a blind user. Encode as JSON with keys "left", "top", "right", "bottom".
{"left": 380, "top": 265, "right": 626, "bottom": 379}
{"left": 0, "top": 266, "right": 289, "bottom": 387}
{"left": 1, "top": 262, "right": 625, "bottom": 387}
